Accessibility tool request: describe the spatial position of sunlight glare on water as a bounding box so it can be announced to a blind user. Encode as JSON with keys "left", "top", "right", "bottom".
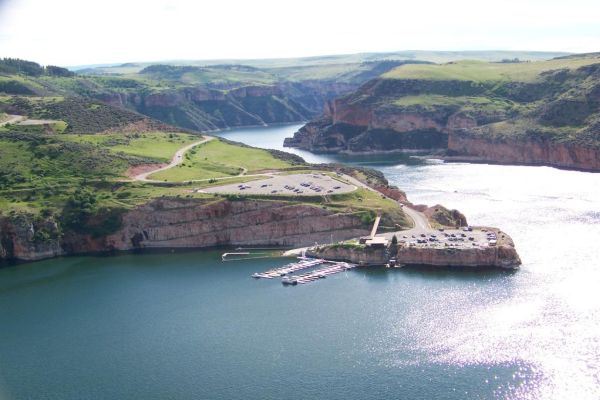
{"left": 217, "top": 124, "right": 600, "bottom": 399}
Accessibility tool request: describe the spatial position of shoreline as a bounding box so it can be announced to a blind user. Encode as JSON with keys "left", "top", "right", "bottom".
{"left": 284, "top": 144, "right": 600, "bottom": 173}
{"left": 204, "top": 120, "right": 307, "bottom": 134}
{"left": 429, "top": 155, "right": 600, "bottom": 173}
{"left": 0, "top": 245, "right": 295, "bottom": 269}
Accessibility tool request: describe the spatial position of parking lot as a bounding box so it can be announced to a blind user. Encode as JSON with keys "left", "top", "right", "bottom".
{"left": 384, "top": 226, "right": 504, "bottom": 249}
{"left": 200, "top": 173, "right": 357, "bottom": 196}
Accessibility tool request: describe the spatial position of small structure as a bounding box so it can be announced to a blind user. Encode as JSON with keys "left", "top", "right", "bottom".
{"left": 358, "top": 212, "right": 389, "bottom": 247}
{"left": 364, "top": 236, "right": 388, "bottom": 248}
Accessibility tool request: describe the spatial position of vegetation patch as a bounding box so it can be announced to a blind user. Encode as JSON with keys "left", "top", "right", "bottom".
{"left": 382, "top": 58, "right": 600, "bottom": 83}
{"left": 149, "top": 139, "right": 293, "bottom": 181}
{"left": 63, "top": 131, "right": 200, "bottom": 162}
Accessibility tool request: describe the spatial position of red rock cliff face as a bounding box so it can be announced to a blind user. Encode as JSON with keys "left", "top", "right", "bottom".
{"left": 0, "top": 199, "right": 372, "bottom": 262}
{"left": 0, "top": 215, "right": 63, "bottom": 261}
{"left": 448, "top": 131, "right": 600, "bottom": 171}
{"left": 309, "top": 230, "right": 521, "bottom": 269}
{"left": 394, "top": 243, "right": 520, "bottom": 269}
{"left": 287, "top": 72, "right": 600, "bottom": 171}
{"left": 327, "top": 98, "right": 372, "bottom": 126}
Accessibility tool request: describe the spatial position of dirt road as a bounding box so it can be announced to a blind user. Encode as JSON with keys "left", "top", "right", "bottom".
{"left": 0, "top": 115, "right": 26, "bottom": 126}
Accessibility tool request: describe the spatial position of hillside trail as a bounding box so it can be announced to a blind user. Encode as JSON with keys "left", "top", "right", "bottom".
{"left": 133, "top": 136, "right": 215, "bottom": 181}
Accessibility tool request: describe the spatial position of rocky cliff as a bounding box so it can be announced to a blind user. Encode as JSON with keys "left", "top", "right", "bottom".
{"left": 0, "top": 213, "right": 63, "bottom": 261}
{"left": 0, "top": 198, "right": 372, "bottom": 262}
{"left": 285, "top": 57, "right": 600, "bottom": 171}
{"left": 447, "top": 129, "right": 600, "bottom": 171}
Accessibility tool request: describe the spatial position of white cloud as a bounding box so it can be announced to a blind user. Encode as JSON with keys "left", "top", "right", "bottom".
{"left": 0, "top": 0, "right": 598, "bottom": 65}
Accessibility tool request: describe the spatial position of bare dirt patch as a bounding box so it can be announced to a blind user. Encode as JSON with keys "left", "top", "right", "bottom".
{"left": 127, "top": 163, "right": 167, "bottom": 179}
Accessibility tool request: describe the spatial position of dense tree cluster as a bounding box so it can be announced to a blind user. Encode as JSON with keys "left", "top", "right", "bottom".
{"left": 0, "top": 58, "right": 74, "bottom": 77}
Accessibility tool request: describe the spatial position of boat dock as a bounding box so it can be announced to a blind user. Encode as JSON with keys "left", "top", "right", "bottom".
{"left": 251, "top": 257, "right": 356, "bottom": 285}
{"left": 251, "top": 258, "right": 326, "bottom": 279}
{"left": 281, "top": 262, "right": 356, "bottom": 285}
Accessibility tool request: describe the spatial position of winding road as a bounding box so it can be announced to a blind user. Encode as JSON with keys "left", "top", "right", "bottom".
{"left": 133, "top": 136, "right": 215, "bottom": 181}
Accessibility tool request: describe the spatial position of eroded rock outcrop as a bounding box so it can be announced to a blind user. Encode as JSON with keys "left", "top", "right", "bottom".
{"left": 448, "top": 130, "right": 600, "bottom": 171}
{"left": 0, "top": 213, "right": 63, "bottom": 261}
{"left": 0, "top": 198, "right": 373, "bottom": 262}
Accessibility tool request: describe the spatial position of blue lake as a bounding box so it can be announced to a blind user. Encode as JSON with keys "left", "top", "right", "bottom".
{"left": 1, "top": 124, "right": 599, "bottom": 399}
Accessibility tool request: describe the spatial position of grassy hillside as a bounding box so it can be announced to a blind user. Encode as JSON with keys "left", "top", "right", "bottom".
{"left": 0, "top": 129, "right": 298, "bottom": 215}
{"left": 149, "top": 139, "right": 293, "bottom": 181}
{"left": 63, "top": 131, "right": 200, "bottom": 162}
{"left": 0, "top": 95, "right": 173, "bottom": 133}
{"left": 382, "top": 57, "right": 600, "bottom": 82}
{"left": 372, "top": 55, "right": 600, "bottom": 146}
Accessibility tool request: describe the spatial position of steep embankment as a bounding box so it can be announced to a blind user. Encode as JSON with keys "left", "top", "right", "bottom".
{"left": 285, "top": 55, "right": 600, "bottom": 171}
{"left": 0, "top": 198, "right": 373, "bottom": 261}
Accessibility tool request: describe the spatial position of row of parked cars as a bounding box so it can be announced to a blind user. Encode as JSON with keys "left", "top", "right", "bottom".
{"left": 284, "top": 184, "right": 304, "bottom": 194}
{"left": 402, "top": 231, "right": 478, "bottom": 246}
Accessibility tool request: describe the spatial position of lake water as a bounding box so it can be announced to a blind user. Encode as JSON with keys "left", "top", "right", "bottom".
{"left": 1, "top": 124, "right": 599, "bottom": 399}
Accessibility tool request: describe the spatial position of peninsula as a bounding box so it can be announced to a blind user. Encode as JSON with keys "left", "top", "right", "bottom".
{"left": 284, "top": 54, "right": 600, "bottom": 171}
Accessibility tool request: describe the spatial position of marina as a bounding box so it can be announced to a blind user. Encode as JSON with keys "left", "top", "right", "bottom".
{"left": 281, "top": 262, "right": 356, "bottom": 285}
{"left": 251, "top": 258, "right": 326, "bottom": 279}
{"left": 250, "top": 257, "right": 356, "bottom": 285}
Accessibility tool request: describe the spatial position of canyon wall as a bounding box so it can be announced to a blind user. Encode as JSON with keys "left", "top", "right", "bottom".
{"left": 95, "top": 81, "right": 358, "bottom": 132}
{"left": 0, "top": 198, "right": 372, "bottom": 262}
{"left": 285, "top": 68, "right": 600, "bottom": 171}
{"left": 448, "top": 130, "right": 600, "bottom": 171}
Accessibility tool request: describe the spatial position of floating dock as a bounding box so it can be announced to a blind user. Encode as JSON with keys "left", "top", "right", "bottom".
{"left": 251, "top": 258, "right": 326, "bottom": 279}
{"left": 281, "top": 262, "right": 356, "bottom": 285}
{"left": 251, "top": 257, "right": 356, "bottom": 285}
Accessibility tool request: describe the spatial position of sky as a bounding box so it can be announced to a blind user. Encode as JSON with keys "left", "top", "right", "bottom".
{"left": 0, "top": 0, "right": 599, "bottom": 66}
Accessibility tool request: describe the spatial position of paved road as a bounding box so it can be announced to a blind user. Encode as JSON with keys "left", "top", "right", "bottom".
{"left": 401, "top": 205, "right": 431, "bottom": 231}
{"left": 133, "top": 136, "right": 215, "bottom": 181}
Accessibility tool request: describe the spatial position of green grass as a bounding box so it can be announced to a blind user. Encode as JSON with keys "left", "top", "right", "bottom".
{"left": 393, "top": 94, "right": 511, "bottom": 108}
{"left": 150, "top": 139, "right": 292, "bottom": 181}
{"left": 382, "top": 58, "right": 600, "bottom": 83}
{"left": 63, "top": 132, "right": 200, "bottom": 162}
{"left": 391, "top": 94, "right": 523, "bottom": 114}
{"left": 8, "top": 120, "right": 68, "bottom": 134}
